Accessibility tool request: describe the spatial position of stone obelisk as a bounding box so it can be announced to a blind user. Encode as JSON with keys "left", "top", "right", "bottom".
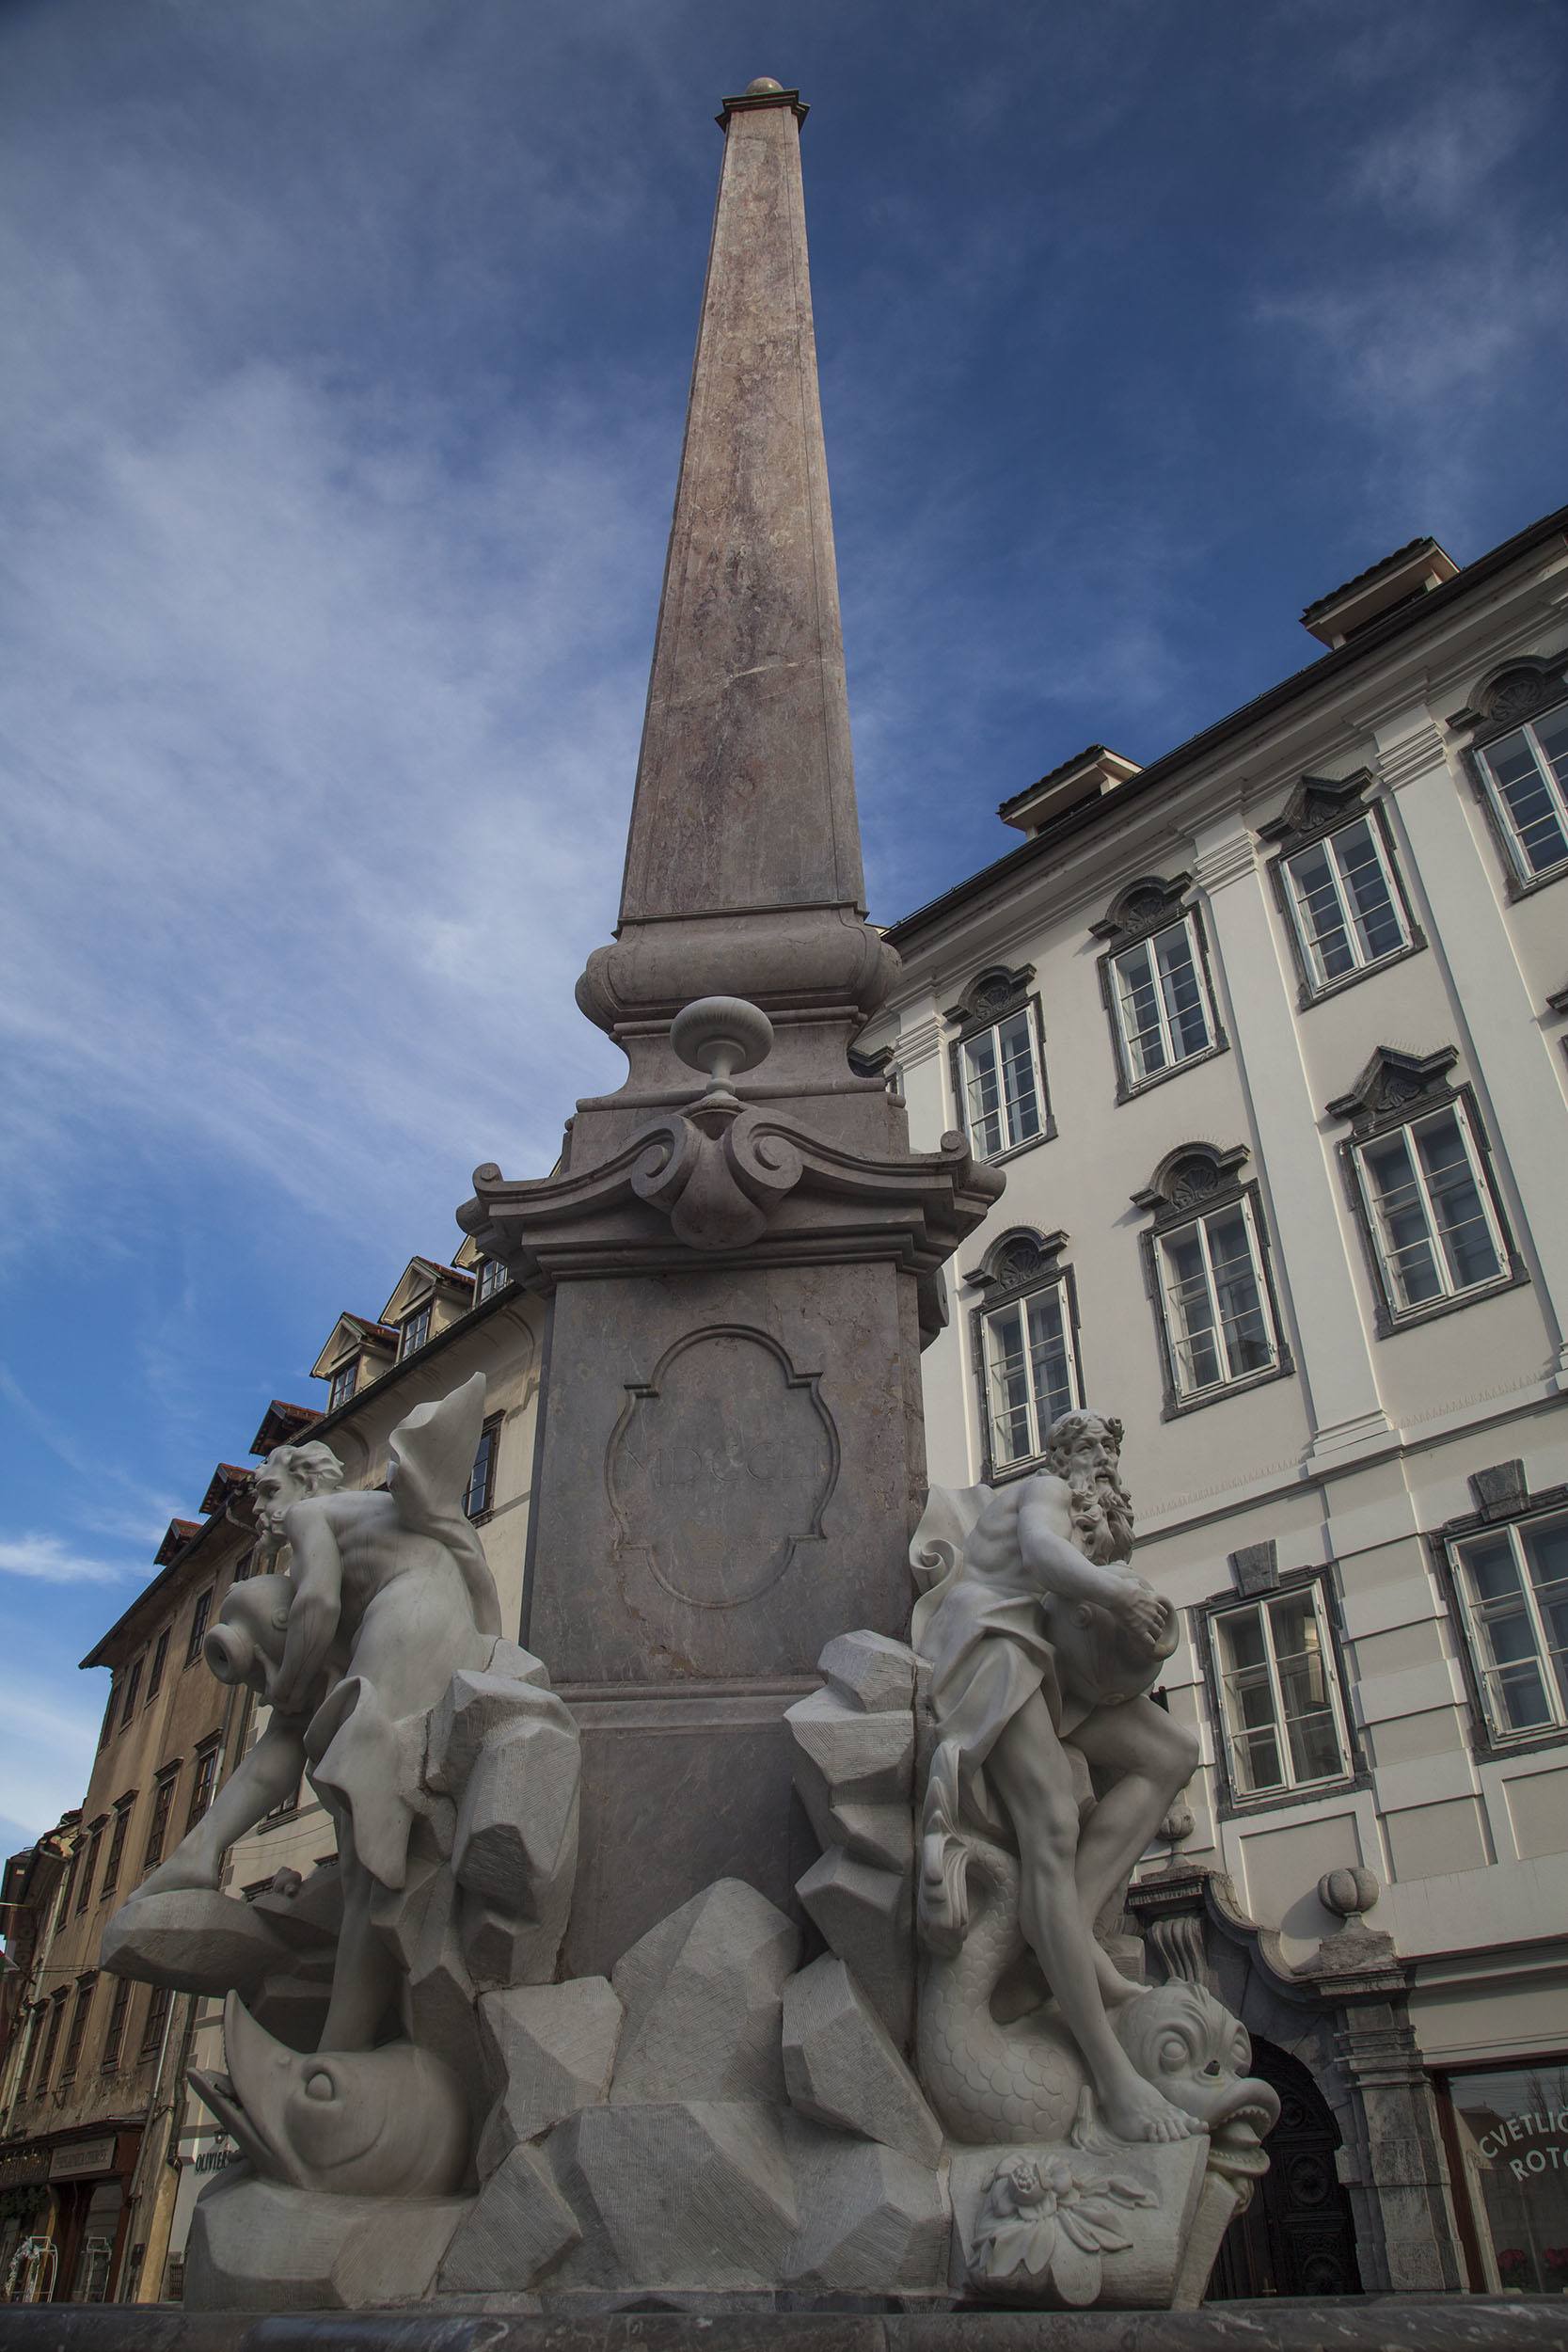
{"left": 461, "top": 80, "right": 1000, "bottom": 1979}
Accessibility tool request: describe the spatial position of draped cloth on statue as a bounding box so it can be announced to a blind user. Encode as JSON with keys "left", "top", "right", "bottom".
{"left": 306, "top": 1374, "right": 503, "bottom": 1891}
{"left": 388, "top": 1381, "right": 502, "bottom": 1640}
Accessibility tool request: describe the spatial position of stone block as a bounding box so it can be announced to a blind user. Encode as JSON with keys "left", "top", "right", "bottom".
{"left": 549, "top": 2100, "right": 798, "bottom": 2291}
{"left": 437, "top": 2143, "right": 581, "bottom": 2292}
{"left": 477, "top": 1978, "right": 623, "bottom": 2171}
{"left": 783, "top": 1955, "right": 941, "bottom": 2164}
{"left": 101, "top": 1888, "right": 291, "bottom": 1996}
{"left": 248, "top": 1964, "right": 332, "bottom": 2055}
{"left": 796, "top": 1846, "right": 912, "bottom": 2049}
{"left": 402, "top": 1892, "right": 487, "bottom": 2133}
{"left": 460, "top": 1891, "right": 572, "bottom": 1994}
{"left": 452, "top": 1714, "right": 579, "bottom": 1920}
{"left": 787, "top": 1688, "right": 913, "bottom": 1804}
{"left": 783, "top": 2116, "right": 949, "bottom": 2292}
{"left": 610, "top": 1878, "right": 799, "bottom": 2105}
{"left": 182, "top": 2169, "right": 466, "bottom": 2312}
{"left": 426, "top": 1651, "right": 553, "bottom": 1798}
{"left": 818, "top": 1630, "right": 916, "bottom": 1715}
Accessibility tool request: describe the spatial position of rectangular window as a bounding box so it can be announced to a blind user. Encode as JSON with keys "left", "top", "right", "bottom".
{"left": 1476, "top": 705, "right": 1568, "bottom": 879}
{"left": 1284, "top": 817, "right": 1409, "bottom": 990}
{"left": 98, "top": 1682, "right": 119, "bottom": 1751}
{"left": 465, "top": 1417, "right": 502, "bottom": 1520}
{"left": 981, "top": 1284, "right": 1081, "bottom": 1469}
{"left": 399, "top": 1305, "right": 433, "bottom": 1360}
{"left": 101, "top": 1803, "right": 132, "bottom": 1899}
{"left": 1156, "top": 1199, "right": 1278, "bottom": 1399}
{"left": 60, "top": 1982, "right": 94, "bottom": 2085}
{"left": 958, "top": 1008, "right": 1044, "bottom": 1160}
{"left": 1356, "top": 1102, "right": 1507, "bottom": 1316}
{"left": 477, "top": 1257, "right": 510, "bottom": 1302}
{"left": 38, "top": 1996, "right": 68, "bottom": 2094}
{"left": 119, "top": 1657, "right": 143, "bottom": 1730}
{"left": 102, "top": 1976, "right": 133, "bottom": 2072}
{"left": 143, "top": 1772, "right": 179, "bottom": 1872}
{"left": 1451, "top": 1508, "right": 1568, "bottom": 1742}
{"left": 187, "top": 1742, "right": 221, "bottom": 1830}
{"left": 1212, "top": 1586, "right": 1350, "bottom": 1798}
{"left": 328, "top": 1359, "right": 357, "bottom": 1411}
{"left": 75, "top": 1823, "right": 102, "bottom": 1914}
{"left": 55, "top": 1849, "right": 78, "bottom": 1931}
{"left": 140, "top": 1981, "right": 171, "bottom": 2058}
{"left": 1111, "top": 917, "right": 1212, "bottom": 1085}
{"left": 185, "top": 1590, "right": 213, "bottom": 1666}
{"left": 146, "top": 1629, "right": 169, "bottom": 1702}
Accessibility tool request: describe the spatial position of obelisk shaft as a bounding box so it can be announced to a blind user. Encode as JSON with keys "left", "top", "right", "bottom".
{"left": 621, "top": 86, "right": 863, "bottom": 924}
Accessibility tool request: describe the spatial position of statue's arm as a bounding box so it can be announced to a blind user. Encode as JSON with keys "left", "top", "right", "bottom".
{"left": 271, "top": 1499, "right": 346, "bottom": 1715}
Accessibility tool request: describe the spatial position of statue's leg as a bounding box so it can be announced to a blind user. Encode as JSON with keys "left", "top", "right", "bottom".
{"left": 990, "top": 1691, "right": 1200, "bottom": 2146}
{"left": 1072, "top": 1698, "right": 1201, "bottom": 1931}
{"left": 138, "top": 1720, "right": 307, "bottom": 1899}
{"left": 317, "top": 1815, "right": 397, "bottom": 2053}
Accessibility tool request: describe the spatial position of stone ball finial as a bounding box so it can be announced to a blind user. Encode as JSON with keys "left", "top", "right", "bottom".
{"left": 1319, "top": 1864, "right": 1380, "bottom": 1922}
{"left": 671, "top": 995, "right": 774, "bottom": 1094}
{"left": 746, "top": 76, "right": 784, "bottom": 94}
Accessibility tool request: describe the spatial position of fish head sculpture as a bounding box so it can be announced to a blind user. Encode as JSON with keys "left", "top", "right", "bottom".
{"left": 191, "top": 1993, "right": 470, "bottom": 2198}
{"left": 1114, "top": 1980, "right": 1280, "bottom": 2181}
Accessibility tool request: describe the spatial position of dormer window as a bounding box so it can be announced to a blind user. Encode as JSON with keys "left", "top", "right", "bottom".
{"left": 399, "top": 1305, "right": 433, "bottom": 1360}
{"left": 477, "top": 1257, "right": 510, "bottom": 1303}
{"left": 327, "top": 1359, "right": 358, "bottom": 1412}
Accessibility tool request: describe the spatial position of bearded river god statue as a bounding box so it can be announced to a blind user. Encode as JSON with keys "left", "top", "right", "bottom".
{"left": 99, "top": 1368, "right": 1275, "bottom": 2312}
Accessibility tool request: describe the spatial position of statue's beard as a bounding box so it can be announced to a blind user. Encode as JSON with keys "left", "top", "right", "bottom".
{"left": 1066, "top": 1467, "right": 1135, "bottom": 1565}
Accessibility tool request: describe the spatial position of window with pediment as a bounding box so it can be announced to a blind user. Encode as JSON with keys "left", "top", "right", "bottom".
{"left": 945, "top": 965, "right": 1053, "bottom": 1163}
{"left": 964, "top": 1229, "right": 1084, "bottom": 1480}
{"left": 1453, "top": 659, "right": 1568, "bottom": 894}
{"left": 1432, "top": 1463, "right": 1568, "bottom": 1760}
{"left": 1327, "top": 1047, "right": 1522, "bottom": 1335}
{"left": 1133, "top": 1145, "right": 1291, "bottom": 1418}
{"left": 1092, "top": 877, "right": 1225, "bottom": 1099}
{"left": 1260, "top": 771, "right": 1422, "bottom": 1004}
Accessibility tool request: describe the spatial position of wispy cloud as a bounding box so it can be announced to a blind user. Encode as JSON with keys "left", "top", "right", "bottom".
{"left": 0, "top": 1535, "right": 131, "bottom": 1587}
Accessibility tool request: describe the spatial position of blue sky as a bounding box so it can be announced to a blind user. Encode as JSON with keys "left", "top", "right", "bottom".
{"left": 2, "top": 0, "right": 1564, "bottom": 1860}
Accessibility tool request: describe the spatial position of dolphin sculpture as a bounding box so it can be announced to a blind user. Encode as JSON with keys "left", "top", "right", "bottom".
{"left": 191, "top": 1993, "right": 470, "bottom": 2198}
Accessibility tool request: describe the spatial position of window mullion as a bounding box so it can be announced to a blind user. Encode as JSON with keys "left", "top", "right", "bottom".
{"left": 1258, "top": 1601, "right": 1294, "bottom": 1791}
{"left": 1402, "top": 1126, "right": 1451, "bottom": 1299}
{"left": 1524, "top": 722, "right": 1568, "bottom": 830}
{"left": 1513, "top": 1526, "right": 1568, "bottom": 1732}
{"left": 1194, "top": 1213, "right": 1224, "bottom": 1379}
{"left": 1152, "top": 930, "right": 1179, "bottom": 1065}
{"left": 1320, "top": 839, "right": 1356, "bottom": 971}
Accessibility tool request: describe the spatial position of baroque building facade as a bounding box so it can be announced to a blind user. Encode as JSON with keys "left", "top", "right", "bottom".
{"left": 862, "top": 503, "right": 1568, "bottom": 2300}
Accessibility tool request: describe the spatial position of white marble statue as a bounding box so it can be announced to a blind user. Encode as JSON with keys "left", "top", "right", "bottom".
{"left": 911, "top": 1410, "right": 1206, "bottom": 2146}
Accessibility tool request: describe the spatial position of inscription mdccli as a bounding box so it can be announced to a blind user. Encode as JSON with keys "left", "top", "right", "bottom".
{"left": 607, "top": 1325, "right": 839, "bottom": 1610}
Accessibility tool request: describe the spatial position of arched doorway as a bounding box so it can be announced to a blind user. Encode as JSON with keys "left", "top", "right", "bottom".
{"left": 1209, "top": 2038, "right": 1362, "bottom": 2298}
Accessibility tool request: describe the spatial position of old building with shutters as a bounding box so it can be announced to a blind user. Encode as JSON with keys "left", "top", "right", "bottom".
{"left": 0, "top": 1488, "right": 254, "bottom": 2304}
{"left": 861, "top": 501, "right": 1568, "bottom": 2299}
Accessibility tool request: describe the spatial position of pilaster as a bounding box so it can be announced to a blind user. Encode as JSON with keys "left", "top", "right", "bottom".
{"left": 1376, "top": 708, "right": 1568, "bottom": 1377}
{"left": 1191, "top": 820, "right": 1391, "bottom": 1462}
